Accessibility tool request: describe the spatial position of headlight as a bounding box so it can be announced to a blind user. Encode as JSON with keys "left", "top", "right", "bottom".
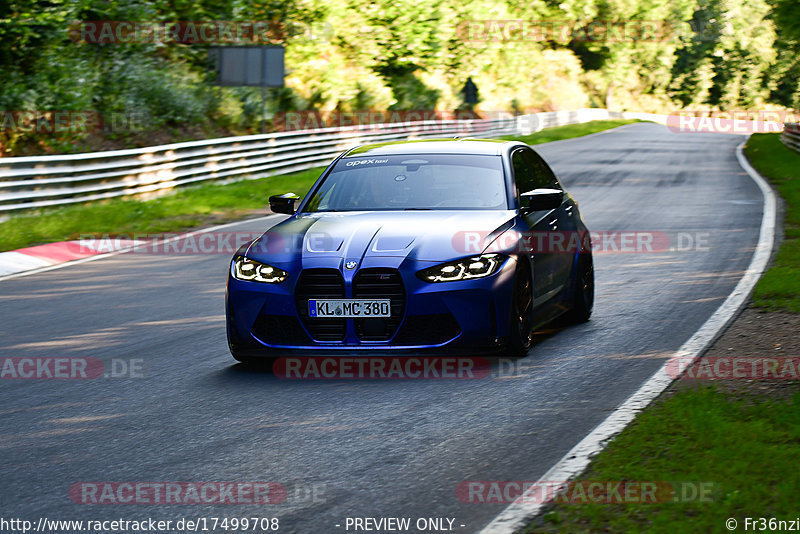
{"left": 417, "top": 254, "right": 506, "bottom": 282}
{"left": 232, "top": 256, "right": 288, "bottom": 283}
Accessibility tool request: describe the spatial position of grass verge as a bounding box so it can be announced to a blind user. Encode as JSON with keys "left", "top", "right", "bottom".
{"left": 0, "top": 119, "right": 639, "bottom": 252}
{"left": 500, "top": 119, "right": 640, "bottom": 145}
{"left": 745, "top": 133, "right": 800, "bottom": 312}
{"left": 0, "top": 167, "right": 323, "bottom": 252}
{"left": 521, "top": 133, "right": 800, "bottom": 532}
{"left": 524, "top": 386, "right": 800, "bottom": 533}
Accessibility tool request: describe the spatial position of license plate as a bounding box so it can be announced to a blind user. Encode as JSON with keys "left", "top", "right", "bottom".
{"left": 308, "top": 299, "right": 391, "bottom": 318}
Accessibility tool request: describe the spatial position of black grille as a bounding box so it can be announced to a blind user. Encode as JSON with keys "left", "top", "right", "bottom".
{"left": 394, "top": 314, "right": 461, "bottom": 346}
{"left": 251, "top": 314, "right": 311, "bottom": 346}
{"left": 295, "top": 269, "right": 346, "bottom": 341}
{"left": 352, "top": 268, "right": 405, "bottom": 341}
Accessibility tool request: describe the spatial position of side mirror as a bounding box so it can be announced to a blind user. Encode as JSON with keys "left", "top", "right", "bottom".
{"left": 520, "top": 188, "right": 563, "bottom": 212}
{"left": 269, "top": 192, "right": 300, "bottom": 215}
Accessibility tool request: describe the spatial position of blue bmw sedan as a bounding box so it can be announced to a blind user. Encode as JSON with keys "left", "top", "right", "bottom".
{"left": 226, "top": 139, "right": 593, "bottom": 361}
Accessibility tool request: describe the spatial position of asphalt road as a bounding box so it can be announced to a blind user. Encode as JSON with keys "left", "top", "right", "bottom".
{"left": 0, "top": 123, "right": 762, "bottom": 533}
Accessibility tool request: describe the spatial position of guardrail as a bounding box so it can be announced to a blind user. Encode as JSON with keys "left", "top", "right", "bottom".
{"left": 782, "top": 123, "right": 800, "bottom": 153}
{"left": 0, "top": 108, "right": 621, "bottom": 213}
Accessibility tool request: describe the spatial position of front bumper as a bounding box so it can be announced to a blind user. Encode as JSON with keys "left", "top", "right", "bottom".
{"left": 226, "top": 256, "right": 517, "bottom": 356}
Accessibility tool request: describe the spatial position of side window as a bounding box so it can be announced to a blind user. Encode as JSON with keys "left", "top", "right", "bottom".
{"left": 523, "top": 149, "right": 561, "bottom": 190}
{"left": 511, "top": 149, "right": 535, "bottom": 195}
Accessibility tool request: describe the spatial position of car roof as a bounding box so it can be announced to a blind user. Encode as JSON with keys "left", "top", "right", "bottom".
{"left": 343, "top": 138, "right": 522, "bottom": 157}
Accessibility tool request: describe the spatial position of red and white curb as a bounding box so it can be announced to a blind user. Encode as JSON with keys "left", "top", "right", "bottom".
{"left": 0, "top": 216, "right": 281, "bottom": 282}
{"left": 0, "top": 240, "right": 135, "bottom": 278}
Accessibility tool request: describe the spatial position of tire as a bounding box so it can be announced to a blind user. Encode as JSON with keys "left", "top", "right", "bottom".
{"left": 229, "top": 346, "right": 276, "bottom": 367}
{"left": 231, "top": 351, "right": 257, "bottom": 364}
{"left": 227, "top": 317, "right": 275, "bottom": 366}
{"left": 564, "top": 252, "right": 594, "bottom": 324}
{"left": 505, "top": 261, "right": 534, "bottom": 357}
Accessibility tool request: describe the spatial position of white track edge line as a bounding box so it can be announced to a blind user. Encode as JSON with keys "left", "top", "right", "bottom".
{"left": 479, "top": 139, "right": 776, "bottom": 534}
{"left": 0, "top": 214, "right": 282, "bottom": 282}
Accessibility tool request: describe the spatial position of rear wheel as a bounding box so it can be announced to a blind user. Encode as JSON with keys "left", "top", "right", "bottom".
{"left": 505, "top": 261, "right": 534, "bottom": 357}
{"left": 564, "top": 252, "right": 594, "bottom": 323}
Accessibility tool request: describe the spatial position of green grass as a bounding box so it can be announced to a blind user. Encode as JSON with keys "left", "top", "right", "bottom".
{"left": 518, "top": 132, "right": 800, "bottom": 533}
{"left": 0, "top": 119, "right": 638, "bottom": 252}
{"left": 745, "top": 133, "right": 800, "bottom": 312}
{"left": 500, "top": 119, "right": 641, "bottom": 145}
{"left": 524, "top": 386, "right": 800, "bottom": 533}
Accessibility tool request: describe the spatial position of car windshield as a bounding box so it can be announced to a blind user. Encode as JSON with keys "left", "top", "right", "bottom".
{"left": 303, "top": 154, "right": 508, "bottom": 212}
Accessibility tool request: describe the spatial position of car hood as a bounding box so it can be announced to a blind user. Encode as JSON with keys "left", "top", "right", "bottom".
{"left": 245, "top": 210, "right": 516, "bottom": 265}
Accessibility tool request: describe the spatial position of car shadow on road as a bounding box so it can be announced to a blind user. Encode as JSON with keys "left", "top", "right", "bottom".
{"left": 211, "top": 325, "right": 568, "bottom": 386}
{"left": 205, "top": 316, "right": 576, "bottom": 389}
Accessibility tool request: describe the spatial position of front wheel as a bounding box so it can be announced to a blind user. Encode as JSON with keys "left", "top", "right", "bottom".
{"left": 230, "top": 350, "right": 277, "bottom": 369}
{"left": 564, "top": 252, "right": 594, "bottom": 324}
{"left": 229, "top": 340, "right": 277, "bottom": 367}
{"left": 231, "top": 349, "right": 257, "bottom": 364}
{"left": 505, "top": 261, "right": 534, "bottom": 357}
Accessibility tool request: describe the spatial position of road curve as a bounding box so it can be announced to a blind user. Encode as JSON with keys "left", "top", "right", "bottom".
{"left": 0, "top": 123, "right": 761, "bottom": 533}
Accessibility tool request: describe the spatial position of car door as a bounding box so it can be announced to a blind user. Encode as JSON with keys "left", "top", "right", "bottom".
{"left": 511, "top": 148, "right": 560, "bottom": 304}
{"left": 523, "top": 149, "right": 577, "bottom": 293}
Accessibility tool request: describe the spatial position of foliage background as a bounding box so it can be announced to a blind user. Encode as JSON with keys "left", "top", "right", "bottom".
{"left": 0, "top": 0, "right": 798, "bottom": 155}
